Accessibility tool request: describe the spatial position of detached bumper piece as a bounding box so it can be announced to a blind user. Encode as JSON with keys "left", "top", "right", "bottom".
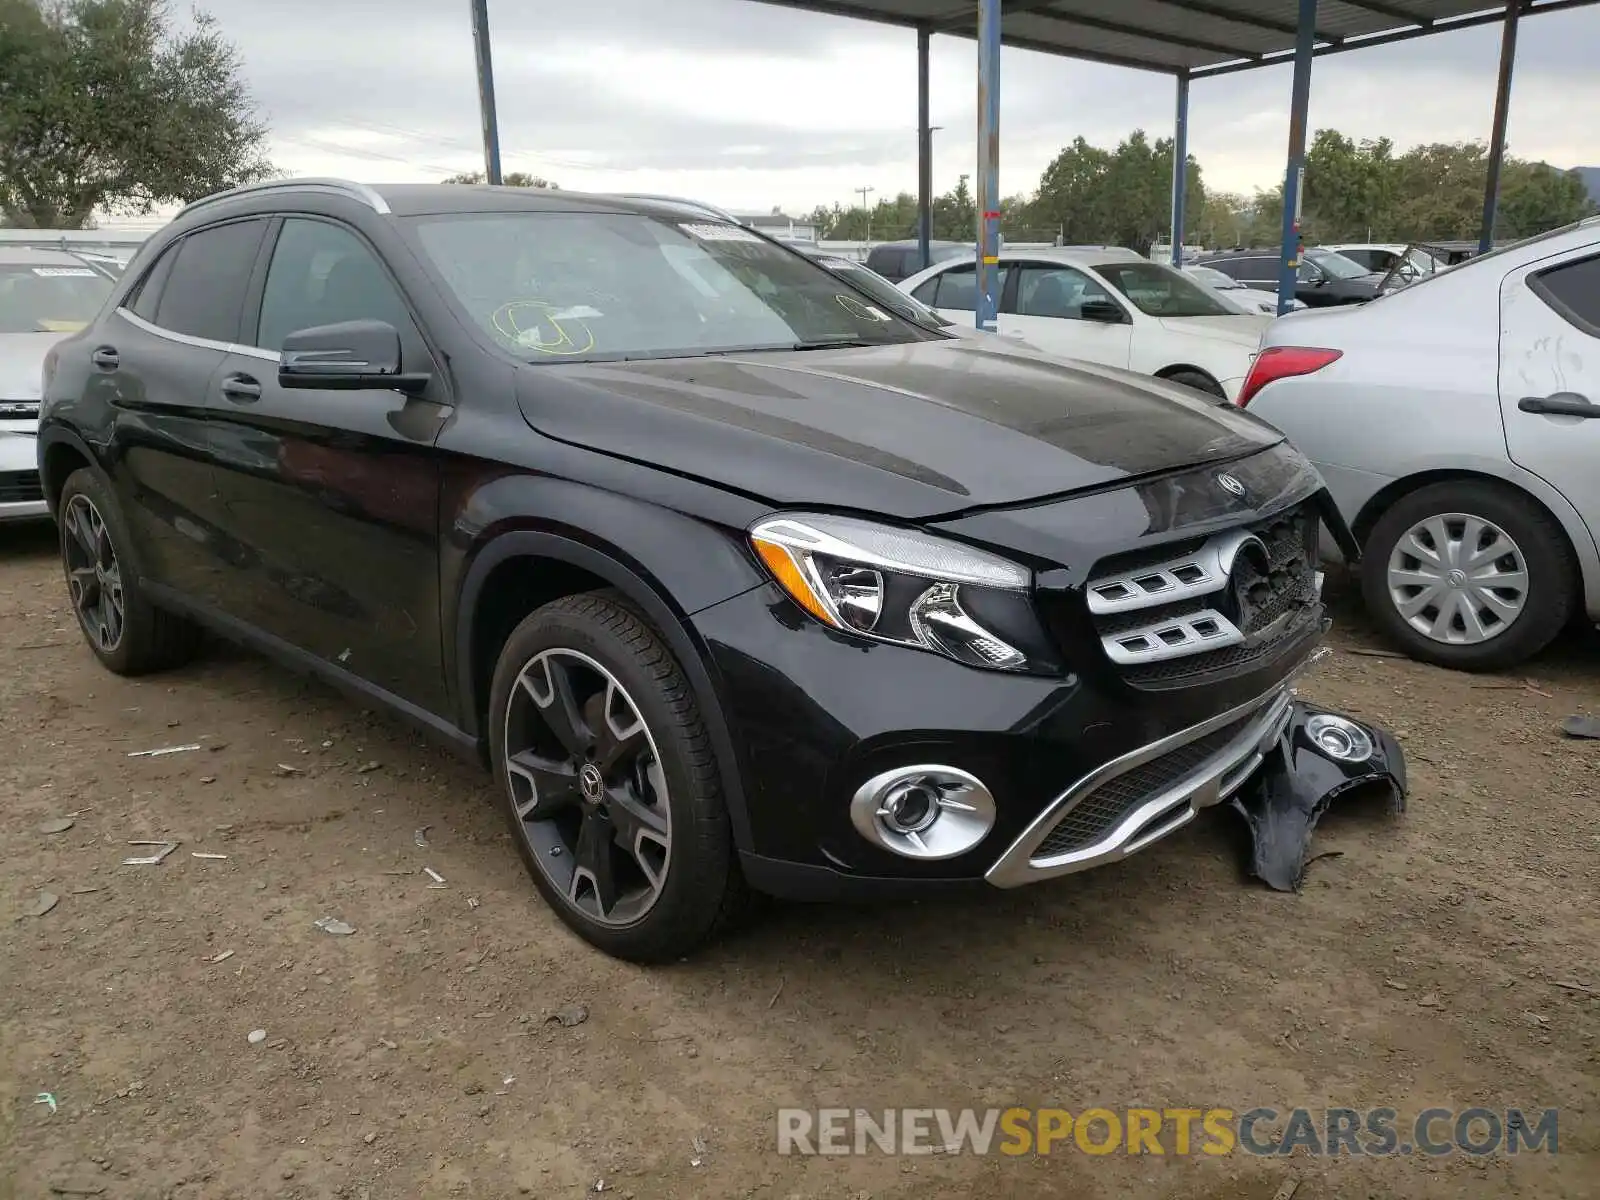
{"left": 1230, "top": 703, "right": 1407, "bottom": 892}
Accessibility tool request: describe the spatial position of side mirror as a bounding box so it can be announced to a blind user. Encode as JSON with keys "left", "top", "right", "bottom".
{"left": 1079, "top": 299, "right": 1125, "bottom": 324}
{"left": 279, "top": 320, "right": 429, "bottom": 394}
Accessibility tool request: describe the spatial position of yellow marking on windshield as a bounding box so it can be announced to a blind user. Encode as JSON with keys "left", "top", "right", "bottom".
{"left": 491, "top": 300, "right": 597, "bottom": 356}
{"left": 36, "top": 319, "right": 87, "bottom": 333}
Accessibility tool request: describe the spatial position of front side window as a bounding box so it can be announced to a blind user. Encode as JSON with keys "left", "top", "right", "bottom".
{"left": 1096, "top": 261, "right": 1234, "bottom": 318}
{"left": 151, "top": 219, "right": 268, "bottom": 343}
{"left": 1013, "top": 264, "right": 1114, "bottom": 319}
{"left": 0, "top": 262, "right": 114, "bottom": 334}
{"left": 256, "top": 219, "right": 412, "bottom": 352}
{"left": 409, "top": 212, "right": 930, "bottom": 362}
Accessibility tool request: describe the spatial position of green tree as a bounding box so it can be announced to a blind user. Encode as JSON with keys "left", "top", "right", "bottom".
{"left": 1026, "top": 131, "right": 1204, "bottom": 254}
{"left": 441, "top": 170, "right": 558, "bottom": 188}
{"left": 0, "top": 0, "right": 272, "bottom": 228}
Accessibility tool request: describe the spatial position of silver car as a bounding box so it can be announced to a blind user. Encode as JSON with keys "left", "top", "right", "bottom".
{"left": 0, "top": 247, "right": 117, "bottom": 520}
{"left": 1242, "top": 216, "right": 1600, "bottom": 671}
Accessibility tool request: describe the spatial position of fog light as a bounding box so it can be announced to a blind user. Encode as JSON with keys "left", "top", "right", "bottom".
{"left": 849, "top": 765, "right": 996, "bottom": 860}
{"left": 1305, "top": 713, "right": 1374, "bottom": 763}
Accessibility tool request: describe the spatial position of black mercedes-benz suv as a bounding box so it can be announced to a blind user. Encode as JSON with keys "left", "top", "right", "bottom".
{"left": 37, "top": 180, "right": 1402, "bottom": 962}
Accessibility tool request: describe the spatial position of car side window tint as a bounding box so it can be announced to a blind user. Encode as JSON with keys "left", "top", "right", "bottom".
{"left": 910, "top": 278, "right": 939, "bottom": 305}
{"left": 933, "top": 263, "right": 1007, "bottom": 311}
{"left": 1016, "top": 264, "right": 1111, "bottom": 319}
{"left": 1530, "top": 254, "right": 1600, "bottom": 336}
{"left": 129, "top": 242, "right": 179, "bottom": 322}
{"left": 152, "top": 219, "right": 268, "bottom": 343}
{"left": 256, "top": 218, "right": 411, "bottom": 353}
{"left": 1206, "top": 259, "right": 1245, "bottom": 281}
{"left": 934, "top": 264, "right": 977, "bottom": 310}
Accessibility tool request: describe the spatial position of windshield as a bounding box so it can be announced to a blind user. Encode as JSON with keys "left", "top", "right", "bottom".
{"left": 1186, "top": 265, "right": 1240, "bottom": 290}
{"left": 822, "top": 259, "right": 951, "bottom": 328}
{"left": 410, "top": 212, "right": 930, "bottom": 361}
{"left": 0, "top": 263, "right": 114, "bottom": 334}
{"left": 1304, "top": 248, "right": 1370, "bottom": 280}
{"left": 1096, "top": 261, "right": 1236, "bottom": 318}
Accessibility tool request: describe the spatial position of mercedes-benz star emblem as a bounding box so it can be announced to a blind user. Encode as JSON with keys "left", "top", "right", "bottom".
{"left": 1216, "top": 472, "right": 1246, "bottom": 498}
{"left": 578, "top": 763, "right": 605, "bottom": 805}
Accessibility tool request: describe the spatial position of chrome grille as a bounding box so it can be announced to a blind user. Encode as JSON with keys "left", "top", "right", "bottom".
{"left": 1034, "top": 714, "right": 1253, "bottom": 856}
{"left": 1086, "top": 501, "right": 1321, "bottom": 688}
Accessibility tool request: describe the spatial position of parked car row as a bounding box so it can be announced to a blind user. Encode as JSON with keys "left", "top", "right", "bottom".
{"left": 33, "top": 178, "right": 1398, "bottom": 961}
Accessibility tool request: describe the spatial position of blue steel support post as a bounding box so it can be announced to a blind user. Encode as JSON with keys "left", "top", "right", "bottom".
{"left": 975, "top": 0, "right": 1001, "bottom": 332}
{"left": 1480, "top": 0, "right": 1522, "bottom": 255}
{"left": 1170, "top": 72, "right": 1190, "bottom": 268}
{"left": 917, "top": 26, "right": 933, "bottom": 272}
{"left": 1277, "top": 0, "right": 1317, "bottom": 316}
{"left": 470, "top": 0, "right": 503, "bottom": 185}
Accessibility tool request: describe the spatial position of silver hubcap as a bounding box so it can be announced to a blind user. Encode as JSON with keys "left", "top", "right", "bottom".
{"left": 1385, "top": 512, "right": 1528, "bottom": 645}
{"left": 62, "top": 494, "right": 124, "bottom": 652}
{"left": 502, "top": 648, "right": 671, "bottom": 926}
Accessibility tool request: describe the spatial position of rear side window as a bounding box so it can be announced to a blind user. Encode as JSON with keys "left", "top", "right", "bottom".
{"left": 1529, "top": 254, "right": 1600, "bottom": 336}
{"left": 129, "top": 244, "right": 178, "bottom": 323}
{"left": 152, "top": 219, "right": 268, "bottom": 344}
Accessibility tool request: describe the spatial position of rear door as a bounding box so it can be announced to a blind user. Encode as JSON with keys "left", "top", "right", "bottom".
{"left": 1498, "top": 246, "right": 1600, "bottom": 532}
{"left": 95, "top": 218, "right": 269, "bottom": 603}
{"left": 998, "top": 261, "right": 1133, "bottom": 368}
{"left": 208, "top": 215, "right": 450, "bottom": 713}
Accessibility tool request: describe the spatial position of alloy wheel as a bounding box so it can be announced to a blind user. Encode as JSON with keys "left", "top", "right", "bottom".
{"left": 62, "top": 493, "right": 125, "bottom": 652}
{"left": 502, "top": 648, "right": 671, "bottom": 926}
{"left": 1385, "top": 512, "right": 1528, "bottom": 645}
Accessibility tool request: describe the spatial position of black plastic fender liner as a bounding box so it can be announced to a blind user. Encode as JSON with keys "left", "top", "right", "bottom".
{"left": 1231, "top": 702, "right": 1407, "bottom": 891}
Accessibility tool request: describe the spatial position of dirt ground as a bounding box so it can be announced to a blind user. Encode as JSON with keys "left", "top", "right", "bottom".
{"left": 2, "top": 519, "right": 1597, "bottom": 1200}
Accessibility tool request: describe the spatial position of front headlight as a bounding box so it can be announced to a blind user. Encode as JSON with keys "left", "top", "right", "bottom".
{"left": 749, "top": 512, "right": 1038, "bottom": 671}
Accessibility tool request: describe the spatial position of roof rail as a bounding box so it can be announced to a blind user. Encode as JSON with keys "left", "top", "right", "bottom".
{"left": 176, "top": 177, "right": 391, "bottom": 219}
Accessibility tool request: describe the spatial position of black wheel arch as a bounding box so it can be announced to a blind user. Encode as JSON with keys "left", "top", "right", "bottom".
{"left": 37, "top": 426, "right": 99, "bottom": 517}
{"left": 453, "top": 526, "right": 762, "bottom": 854}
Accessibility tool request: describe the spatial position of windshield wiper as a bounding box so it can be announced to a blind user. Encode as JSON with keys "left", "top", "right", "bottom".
{"left": 790, "top": 338, "right": 876, "bottom": 351}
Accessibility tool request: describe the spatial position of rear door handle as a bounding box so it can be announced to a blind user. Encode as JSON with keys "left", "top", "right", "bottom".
{"left": 220, "top": 374, "right": 261, "bottom": 402}
{"left": 91, "top": 347, "right": 119, "bottom": 370}
{"left": 1518, "top": 393, "right": 1600, "bottom": 418}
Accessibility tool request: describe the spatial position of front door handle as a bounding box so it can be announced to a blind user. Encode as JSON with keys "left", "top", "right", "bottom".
{"left": 91, "top": 347, "right": 119, "bottom": 370}
{"left": 1518, "top": 392, "right": 1600, "bottom": 418}
{"left": 220, "top": 374, "right": 262, "bottom": 403}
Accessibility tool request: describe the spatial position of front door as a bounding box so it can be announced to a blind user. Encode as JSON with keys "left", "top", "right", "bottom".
{"left": 209, "top": 215, "right": 451, "bottom": 714}
{"left": 999, "top": 261, "right": 1134, "bottom": 369}
{"left": 1498, "top": 245, "right": 1600, "bottom": 542}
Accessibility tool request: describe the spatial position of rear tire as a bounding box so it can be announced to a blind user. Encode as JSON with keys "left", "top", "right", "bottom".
{"left": 1359, "top": 480, "right": 1573, "bottom": 671}
{"left": 488, "top": 591, "right": 746, "bottom": 962}
{"left": 1164, "top": 369, "right": 1226, "bottom": 401}
{"left": 57, "top": 467, "right": 201, "bottom": 675}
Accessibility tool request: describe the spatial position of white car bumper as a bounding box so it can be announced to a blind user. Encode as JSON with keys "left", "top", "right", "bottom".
{"left": 0, "top": 430, "right": 49, "bottom": 521}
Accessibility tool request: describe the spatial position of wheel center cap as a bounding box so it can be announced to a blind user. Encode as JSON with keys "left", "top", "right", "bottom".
{"left": 1447, "top": 568, "right": 1467, "bottom": 588}
{"left": 578, "top": 763, "right": 605, "bottom": 806}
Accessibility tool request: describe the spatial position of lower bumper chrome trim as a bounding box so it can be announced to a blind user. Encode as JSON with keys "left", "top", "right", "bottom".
{"left": 985, "top": 677, "right": 1301, "bottom": 889}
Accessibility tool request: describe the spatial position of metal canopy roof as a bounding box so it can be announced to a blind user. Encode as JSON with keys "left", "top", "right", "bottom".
{"left": 749, "top": 0, "right": 1597, "bottom": 77}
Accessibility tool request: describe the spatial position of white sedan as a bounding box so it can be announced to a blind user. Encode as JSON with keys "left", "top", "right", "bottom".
{"left": 1241, "top": 215, "right": 1600, "bottom": 671}
{"left": 899, "top": 248, "right": 1271, "bottom": 402}
{"left": 1183, "top": 264, "right": 1305, "bottom": 315}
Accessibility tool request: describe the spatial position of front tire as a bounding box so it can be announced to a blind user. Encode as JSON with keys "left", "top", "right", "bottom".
{"left": 487, "top": 592, "right": 745, "bottom": 962}
{"left": 1164, "top": 369, "right": 1226, "bottom": 401}
{"left": 1359, "top": 480, "right": 1573, "bottom": 671}
{"left": 57, "top": 467, "right": 200, "bottom": 675}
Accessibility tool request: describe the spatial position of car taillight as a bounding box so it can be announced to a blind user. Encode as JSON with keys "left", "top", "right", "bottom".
{"left": 1235, "top": 346, "right": 1342, "bottom": 407}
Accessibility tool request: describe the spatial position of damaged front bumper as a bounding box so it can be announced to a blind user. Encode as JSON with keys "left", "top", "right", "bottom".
{"left": 985, "top": 679, "right": 1406, "bottom": 890}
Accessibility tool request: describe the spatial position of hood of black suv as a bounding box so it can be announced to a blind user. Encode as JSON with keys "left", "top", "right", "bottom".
{"left": 516, "top": 339, "right": 1284, "bottom": 519}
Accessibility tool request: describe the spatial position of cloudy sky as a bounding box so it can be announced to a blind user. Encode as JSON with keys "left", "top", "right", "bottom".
{"left": 200, "top": 0, "right": 1600, "bottom": 217}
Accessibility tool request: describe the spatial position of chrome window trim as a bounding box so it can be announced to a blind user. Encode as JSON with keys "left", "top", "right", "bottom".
{"left": 115, "top": 307, "right": 280, "bottom": 363}
{"left": 985, "top": 649, "right": 1324, "bottom": 889}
